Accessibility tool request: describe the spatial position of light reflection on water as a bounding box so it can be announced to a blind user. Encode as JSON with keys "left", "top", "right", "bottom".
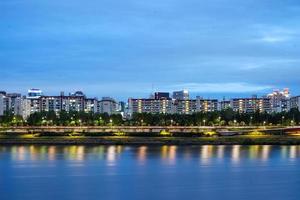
{"left": 1, "top": 145, "right": 300, "bottom": 200}
{"left": 3, "top": 145, "right": 300, "bottom": 164}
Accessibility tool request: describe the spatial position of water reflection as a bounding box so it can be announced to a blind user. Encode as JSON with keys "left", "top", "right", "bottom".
{"left": 3, "top": 145, "right": 300, "bottom": 164}
{"left": 289, "top": 146, "right": 297, "bottom": 159}
{"left": 201, "top": 145, "right": 214, "bottom": 165}
{"left": 137, "top": 146, "right": 147, "bottom": 164}
{"left": 231, "top": 145, "right": 241, "bottom": 164}
{"left": 262, "top": 146, "right": 271, "bottom": 161}
{"left": 161, "top": 145, "right": 177, "bottom": 165}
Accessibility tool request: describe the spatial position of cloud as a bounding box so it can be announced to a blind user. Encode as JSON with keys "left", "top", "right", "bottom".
{"left": 251, "top": 25, "right": 298, "bottom": 44}
{"left": 259, "top": 35, "right": 291, "bottom": 43}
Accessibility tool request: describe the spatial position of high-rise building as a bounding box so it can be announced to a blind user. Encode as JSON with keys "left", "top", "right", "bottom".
{"left": 267, "top": 88, "right": 290, "bottom": 112}
{"left": 98, "top": 97, "right": 118, "bottom": 115}
{"left": 0, "top": 92, "right": 23, "bottom": 116}
{"left": 196, "top": 97, "right": 219, "bottom": 112}
{"left": 173, "top": 90, "right": 189, "bottom": 100}
{"left": 289, "top": 96, "right": 300, "bottom": 111}
{"left": 231, "top": 97, "right": 271, "bottom": 113}
{"left": 27, "top": 89, "right": 43, "bottom": 99}
{"left": 85, "top": 98, "right": 98, "bottom": 113}
{"left": 220, "top": 100, "right": 231, "bottom": 110}
{"left": 6, "top": 93, "right": 23, "bottom": 116}
{"left": 22, "top": 91, "right": 89, "bottom": 118}
{"left": 173, "top": 100, "right": 197, "bottom": 114}
{"left": 128, "top": 98, "right": 173, "bottom": 115}
{"left": 154, "top": 92, "right": 170, "bottom": 100}
{"left": 0, "top": 93, "right": 4, "bottom": 116}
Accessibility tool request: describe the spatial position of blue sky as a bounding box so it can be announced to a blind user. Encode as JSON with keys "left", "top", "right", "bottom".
{"left": 1, "top": 0, "right": 300, "bottom": 100}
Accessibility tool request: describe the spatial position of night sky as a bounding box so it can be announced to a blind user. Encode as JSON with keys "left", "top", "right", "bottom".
{"left": 1, "top": 0, "right": 300, "bottom": 100}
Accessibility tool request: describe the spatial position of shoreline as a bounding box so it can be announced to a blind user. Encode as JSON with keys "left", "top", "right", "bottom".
{"left": 1, "top": 135, "right": 300, "bottom": 145}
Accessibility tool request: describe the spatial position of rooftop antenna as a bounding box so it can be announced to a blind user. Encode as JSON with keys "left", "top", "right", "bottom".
{"left": 149, "top": 83, "right": 154, "bottom": 99}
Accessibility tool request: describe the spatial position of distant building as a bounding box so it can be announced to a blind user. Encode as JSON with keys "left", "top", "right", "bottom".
{"left": 173, "top": 90, "right": 189, "bottom": 100}
{"left": 0, "top": 92, "right": 22, "bottom": 116}
{"left": 0, "top": 93, "right": 4, "bottom": 116}
{"left": 71, "top": 91, "right": 85, "bottom": 97}
{"left": 196, "top": 97, "right": 219, "bottom": 112}
{"left": 128, "top": 98, "right": 173, "bottom": 115}
{"left": 118, "top": 101, "right": 126, "bottom": 113}
{"left": 220, "top": 100, "right": 231, "bottom": 110}
{"left": 22, "top": 91, "right": 90, "bottom": 118}
{"left": 231, "top": 97, "right": 271, "bottom": 113}
{"left": 98, "top": 97, "right": 118, "bottom": 115}
{"left": 5, "top": 93, "right": 23, "bottom": 116}
{"left": 85, "top": 98, "right": 97, "bottom": 113}
{"left": 27, "top": 89, "right": 43, "bottom": 99}
{"left": 267, "top": 88, "right": 290, "bottom": 112}
{"left": 173, "top": 100, "right": 197, "bottom": 114}
{"left": 154, "top": 92, "right": 170, "bottom": 100}
{"left": 289, "top": 96, "right": 300, "bottom": 111}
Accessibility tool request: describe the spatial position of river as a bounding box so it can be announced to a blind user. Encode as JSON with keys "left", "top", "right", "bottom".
{"left": 1, "top": 145, "right": 300, "bottom": 200}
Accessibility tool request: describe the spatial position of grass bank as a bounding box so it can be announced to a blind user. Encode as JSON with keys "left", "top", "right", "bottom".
{"left": 1, "top": 135, "right": 300, "bottom": 145}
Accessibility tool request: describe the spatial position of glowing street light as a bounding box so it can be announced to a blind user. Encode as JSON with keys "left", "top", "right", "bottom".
{"left": 218, "top": 117, "right": 221, "bottom": 127}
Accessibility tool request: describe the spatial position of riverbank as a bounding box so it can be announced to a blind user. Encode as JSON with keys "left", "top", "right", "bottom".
{"left": 1, "top": 135, "right": 300, "bottom": 145}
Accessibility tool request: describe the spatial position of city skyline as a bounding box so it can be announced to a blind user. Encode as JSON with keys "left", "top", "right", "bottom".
{"left": 0, "top": 87, "right": 293, "bottom": 101}
{"left": 1, "top": 0, "right": 300, "bottom": 99}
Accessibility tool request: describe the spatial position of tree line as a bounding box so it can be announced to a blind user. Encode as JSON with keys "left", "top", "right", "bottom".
{"left": 1, "top": 108, "right": 300, "bottom": 126}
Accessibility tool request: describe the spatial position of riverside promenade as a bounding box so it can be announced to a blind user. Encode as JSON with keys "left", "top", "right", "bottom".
{"left": 1, "top": 126, "right": 300, "bottom": 135}
{"left": 1, "top": 126, "right": 300, "bottom": 145}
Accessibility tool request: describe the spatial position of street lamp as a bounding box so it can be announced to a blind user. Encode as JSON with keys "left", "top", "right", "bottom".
{"left": 234, "top": 119, "right": 237, "bottom": 126}
{"left": 99, "top": 117, "right": 102, "bottom": 126}
{"left": 141, "top": 119, "right": 144, "bottom": 126}
{"left": 170, "top": 119, "right": 173, "bottom": 126}
{"left": 203, "top": 119, "right": 206, "bottom": 126}
{"left": 282, "top": 116, "right": 285, "bottom": 126}
{"left": 250, "top": 116, "right": 253, "bottom": 126}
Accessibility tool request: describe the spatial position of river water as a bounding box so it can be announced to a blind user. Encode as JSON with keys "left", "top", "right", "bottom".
{"left": 1, "top": 145, "right": 300, "bottom": 200}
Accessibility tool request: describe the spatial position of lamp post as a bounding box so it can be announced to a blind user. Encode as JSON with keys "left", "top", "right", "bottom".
{"left": 99, "top": 117, "right": 102, "bottom": 126}
{"left": 170, "top": 119, "right": 173, "bottom": 126}
{"left": 42, "top": 117, "right": 46, "bottom": 126}
{"left": 250, "top": 116, "right": 253, "bottom": 126}
{"left": 282, "top": 116, "right": 285, "bottom": 126}
{"left": 203, "top": 119, "right": 206, "bottom": 126}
